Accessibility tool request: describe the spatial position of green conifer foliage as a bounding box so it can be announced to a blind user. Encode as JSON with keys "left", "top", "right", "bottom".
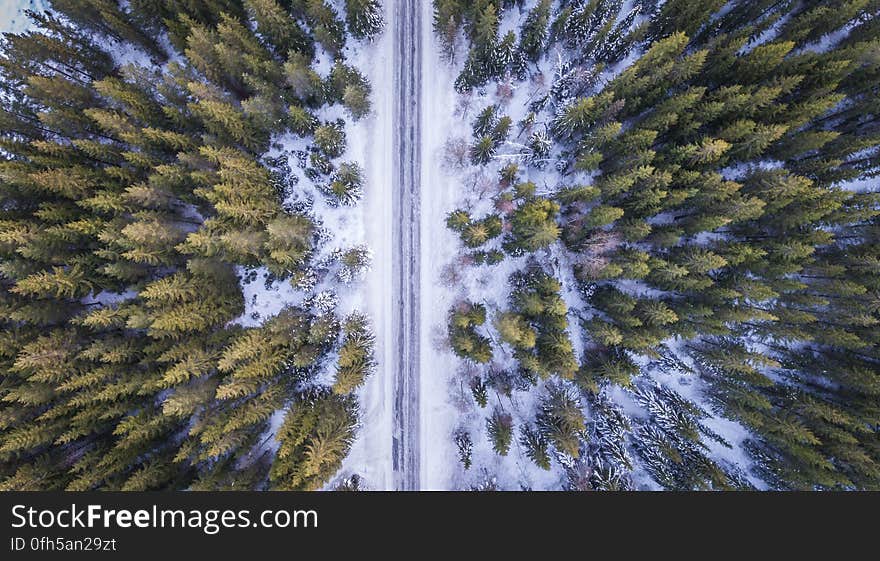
{"left": 270, "top": 391, "right": 357, "bottom": 490}
{"left": 0, "top": 0, "right": 378, "bottom": 490}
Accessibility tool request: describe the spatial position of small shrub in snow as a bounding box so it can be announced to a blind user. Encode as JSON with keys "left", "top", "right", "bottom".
{"left": 527, "top": 129, "right": 552, "bottom": 166}
{"left": 313, "top": 120, "right": 347, "bottom": 159}
{"left": 454, "top": 430, "right": 473, "bottom": 470}
{"left": 309, "top": 290, "right": 338, "bottom": 317}
{"left": 335, "top": 474, "right": 363, "bottom": 491}
{"left": 322, "top": 162, "right": 365, "bottom": 206}
{"left": 291, "top": 267, "right": 318, "bottom": 292}
{"left": 442, "top": 137, "right": 470, "bottom": 169}
{"left": 336, "top": 244, "right": 373, "bottom": 283}
{"left": 469, "top": 376, "right": 488, "bottom": 408}
{"left": 469, "top": 472, "right": 499, "bottom": 491}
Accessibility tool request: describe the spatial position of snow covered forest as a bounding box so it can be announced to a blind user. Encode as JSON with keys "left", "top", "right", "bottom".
{"left": 0, "top": 0, "right": 878, "bottom": 491}
{"left": 429, "top": 0, "right": 880, "bottom": 491}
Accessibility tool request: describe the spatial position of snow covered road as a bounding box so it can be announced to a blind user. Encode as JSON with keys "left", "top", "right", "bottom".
{"left": 391, "top": 0, "right": 422, "bottom": 491}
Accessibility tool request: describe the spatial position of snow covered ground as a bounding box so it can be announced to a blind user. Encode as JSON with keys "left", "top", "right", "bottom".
{"left": 419, "top": 0, "right": 464, "bottom": 490}
{"left": 419, "top": 2, "right": 571, "bottom": 491}
{"left": 0, "top": 0, "right": 45, "bottom": 34}
{"left": 333, "top": 3, "right": 395, "bottom": 491}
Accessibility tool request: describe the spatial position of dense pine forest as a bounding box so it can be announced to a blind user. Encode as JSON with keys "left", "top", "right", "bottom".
{"left": 438, "top": 0, "right": 880, "bottom": 490}
{"left": 0, "top": 0, "right": 382, "bottom": 490}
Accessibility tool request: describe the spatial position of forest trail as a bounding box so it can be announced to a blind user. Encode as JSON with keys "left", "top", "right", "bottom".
{"left": 391, "top": 0, "right": 422, "bottom": 491}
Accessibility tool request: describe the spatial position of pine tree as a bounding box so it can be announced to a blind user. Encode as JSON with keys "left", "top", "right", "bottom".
{"left": 648, "top": 0, "right": 726, "bottom": 40}
{"left": 328, "top": 62, "right": 372, "bottom": 119}
{"left": 303, "top": 0, "right": 347, "bottom": 56}
{"left": 520, "top": 424, "right": 551, "bottom": 470}
{"left": 504, "top": 197, "right": 561, "bottom": 254}
{"left": 333, "top": 312, "right": 376, "bottom": 395}
{"left": 536, "top": 382, "right": 585, "bottom": 458}
{"left": 48, "top": 0, "right": 166, "bottom": 61}
{"left": 518, "top": 0, "right": 552, "bottom": 63}
{"left": 448, "top": 301, "right": 493, "bottom": 364}
{"left": 270, "top": 391, "right": 357, "bottom": 491}
{"left": 246, "top": 0, "right": 314, "bottom": 58}
{"left": 487, "top": 408, "right": 513, "bottom": 456}
{"left": 346, "top": 0, "right": 385, "bottom": 40}
{"left": 494, "top": 312, "right": 537, "bottom": 350}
